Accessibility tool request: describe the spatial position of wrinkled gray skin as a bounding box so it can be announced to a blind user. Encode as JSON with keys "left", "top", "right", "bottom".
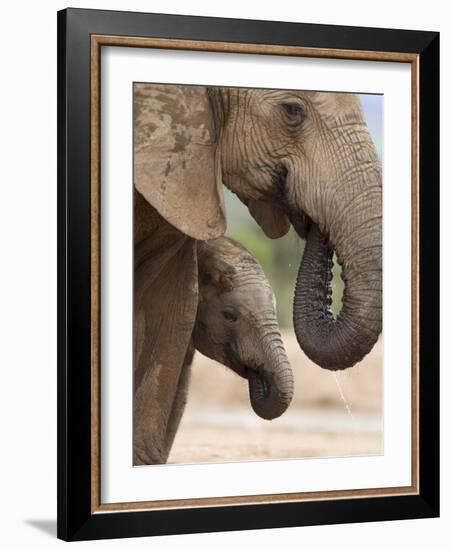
{"left": 194, "top": 237, "right": 294, "bottom": 420}
{"left": 208, "top": 88, "right": 382, "bottom": 370}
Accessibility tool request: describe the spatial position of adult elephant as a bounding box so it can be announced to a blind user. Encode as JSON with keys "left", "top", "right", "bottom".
{"left": 134, "top": 84, "right": 382, "bottom": 374}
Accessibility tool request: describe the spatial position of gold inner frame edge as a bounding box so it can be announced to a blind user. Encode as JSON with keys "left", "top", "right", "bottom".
{"left": 90, "top": 34, "right": 420, "bottom": 514}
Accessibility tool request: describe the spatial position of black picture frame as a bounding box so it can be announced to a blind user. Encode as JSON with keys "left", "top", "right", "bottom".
{"left": 57, "top": 7, "right": 439, "bottom": 541}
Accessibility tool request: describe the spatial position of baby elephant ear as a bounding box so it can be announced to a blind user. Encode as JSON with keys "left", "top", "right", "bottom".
{"left": 134, "top": 84, "right": 226, "bottom": 240}
{"left": 248, "top": 199, "right": 291, "bottom": 239}
{"left": 198, "top": 241, "right": 236, "bottom": 293}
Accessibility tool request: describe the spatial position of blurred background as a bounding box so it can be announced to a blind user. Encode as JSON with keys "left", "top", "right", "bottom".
{"left": 169, "top": 93, "right": 383, "bottom": 464}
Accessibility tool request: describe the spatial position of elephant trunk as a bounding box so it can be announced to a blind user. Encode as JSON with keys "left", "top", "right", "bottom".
{"left": 293, "top": 179, "right": 382, "bottom": 370}
{"left": 248, "top": 325, "right": 294, "bottom": 420}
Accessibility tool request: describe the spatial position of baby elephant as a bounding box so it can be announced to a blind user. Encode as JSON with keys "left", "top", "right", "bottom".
{"left": 134, "top": 234, "right": 293, "bottom": 465}
{"left": 194, "top": 237, "right": 294, "bottom": 420}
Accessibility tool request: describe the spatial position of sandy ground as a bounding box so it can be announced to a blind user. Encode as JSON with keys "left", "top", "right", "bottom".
{"left": 169, "top": 332, "right": 383, "bottom": 464}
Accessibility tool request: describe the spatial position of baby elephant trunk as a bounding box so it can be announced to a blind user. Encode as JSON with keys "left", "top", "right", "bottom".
{"left": 248, "top": 328, "right": 294, "bottom": 420}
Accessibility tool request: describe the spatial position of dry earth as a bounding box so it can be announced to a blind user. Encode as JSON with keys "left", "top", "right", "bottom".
{"left": 169, "top": 332, "right": 383, "bottom": 464}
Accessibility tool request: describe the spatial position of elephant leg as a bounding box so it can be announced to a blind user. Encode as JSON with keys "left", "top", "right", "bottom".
{"left": 133, "top": 359, "right": 178, "bottom": 465}
{"left": 164, "top": 345, "right": 194, "bottom": 460}
{"left": 133, "top": 232, "right": 198, "bottom": 466}
{"left": 134, "top": 358, "right": 190, "bottom": 465}
{"left": 134, "top": 349, "right": 192, "bottom": 465}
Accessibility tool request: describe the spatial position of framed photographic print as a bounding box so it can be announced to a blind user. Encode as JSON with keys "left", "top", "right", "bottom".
{"left": 57, "top": 8, "right": 439, "bottom": 541}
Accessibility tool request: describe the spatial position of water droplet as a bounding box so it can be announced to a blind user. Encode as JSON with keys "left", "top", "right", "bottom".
{"left": 332, "top": 372, "right": 358, "bottom": 434}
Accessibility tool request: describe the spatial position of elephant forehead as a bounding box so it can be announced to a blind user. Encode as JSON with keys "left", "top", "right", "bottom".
{"left": 232, "top": 278, "right": 275, "bottom": 310}
{"left": 308, "top": 91, "right": 364, "bottom": 121}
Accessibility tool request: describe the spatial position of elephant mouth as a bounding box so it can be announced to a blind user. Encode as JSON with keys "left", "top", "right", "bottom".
{"left": 288, "top": 209, "right": 312, "bottom": 239}
{"left": 270, "top": 162, "right": 312, "bottom": 239}
{"left": 224, "top": 342, "right": 292, "bottom": 420}
{"left": 224, "top": 342, "right": 265, "bottom": 383}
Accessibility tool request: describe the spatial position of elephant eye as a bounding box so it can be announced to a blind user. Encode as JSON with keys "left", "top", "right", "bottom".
{"left": 201, "top": 272, "right": 212, "bottom": 285}
{"left": 281, "top": 102, "right": 305, "bottom": 125}
{"left": 222, "top": 310, "right": 238, "bottom": 322}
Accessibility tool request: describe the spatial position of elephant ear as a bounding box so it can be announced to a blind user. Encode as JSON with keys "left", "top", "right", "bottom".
{"left": 197, "top": 240, "right": 236, "bottom": 294}
{"left": 134, "top": 84, "right": 226, "bottom": 240}
{"left": 248, "top": 199, "right": 291, "bottom": 239}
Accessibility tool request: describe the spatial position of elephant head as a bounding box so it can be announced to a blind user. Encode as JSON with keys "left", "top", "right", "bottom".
{"left": 134, "top": 84, "right": 382, "bottom": 371}
{"left": 193, "top": 236, "right": 293, "bottom": 420}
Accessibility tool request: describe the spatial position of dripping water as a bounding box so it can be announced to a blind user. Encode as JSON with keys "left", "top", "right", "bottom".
{"left": 332, "top": 372, "right": 358, "bottom": 433}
